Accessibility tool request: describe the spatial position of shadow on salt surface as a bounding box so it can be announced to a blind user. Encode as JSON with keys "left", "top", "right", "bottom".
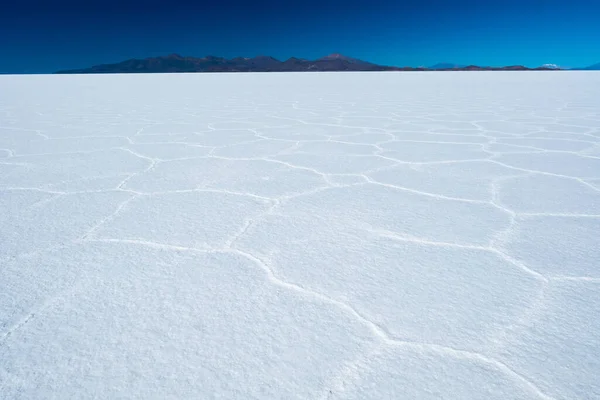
{"left": 236, "top": 214, "right": 540, "bottom": 351}
{"left": 496, "top": 174, "right": 600, "bottom": 214}
{"left": 123, "top": 157, "right": 328, "bottom": 197}
{"left": 328, "top": 346, "right": 535, "bottom": 400}
{"left": 491, "top": 281, "right": 600, "bottom": 400}
{"left": 498, "top": 216, "right": 600, "bottom": 278}
{"left": 0, "top": 243, "right": 375, "bottom": 399}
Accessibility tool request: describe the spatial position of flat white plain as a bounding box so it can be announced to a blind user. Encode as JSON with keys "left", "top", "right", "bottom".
{"left": 1, "top": 72, "right": 599, "bottom": 399}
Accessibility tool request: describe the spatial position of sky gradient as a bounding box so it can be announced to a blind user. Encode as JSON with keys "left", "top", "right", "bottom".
{"left": 1, "top": 0, "right": 598, "bottom": 73}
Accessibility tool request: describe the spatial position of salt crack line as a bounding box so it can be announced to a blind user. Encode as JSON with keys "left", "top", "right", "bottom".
{"left": 518, "top": 212, "right": 600, "bottom": 218}
{"left": 80, "top": 237, "right": 220, "bottom": 253}
{"left": 230, "top": 248, "right": 554, "bottom": 400}
{"left": 117, "top": 159, "right": 157, "bottom": 190}
{"left": 0, "top": 187, "right": 66, "bottom": 195}
{"left": 489, "top": 160, "right": 600, "bottom": 193}
{"left": 549, "top": 276, "right": 600, "bottom": 283}
{"left": 0, "top": 312, "right": 38, "bottom": 345}
{"left": 0, "top": 283, "right": 79, "bottom": 346}
{"left": 373, "top": 229, "right": 491, "bottom": 251}
{"left": 363, "top": 177, "right": 493, "bottom": 205}
{"left": 80, "top": 194, "right": 138, "bottom": 240}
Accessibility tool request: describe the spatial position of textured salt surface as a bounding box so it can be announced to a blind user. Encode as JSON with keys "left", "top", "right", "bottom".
{"left": 1, "top": 71, "right": 599, "bottom": 399}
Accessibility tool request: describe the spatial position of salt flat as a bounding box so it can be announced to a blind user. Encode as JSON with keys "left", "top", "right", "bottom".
{"left": 1, "top": 71, "right": 599, "bottom": 399}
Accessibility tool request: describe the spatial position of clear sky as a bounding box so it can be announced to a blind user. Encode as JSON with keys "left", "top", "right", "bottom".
{"left": 0, "top": 0, "right": 598, "bottom": 73}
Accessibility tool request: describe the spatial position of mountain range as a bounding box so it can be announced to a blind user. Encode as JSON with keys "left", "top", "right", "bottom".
{"left": 54, "top": 54, "right": 600, "bottom": 74}
{"left": 570, "top": 62, "right": 600, "bottom": 70}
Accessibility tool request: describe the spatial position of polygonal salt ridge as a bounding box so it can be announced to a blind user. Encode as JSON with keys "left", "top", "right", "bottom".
{"left": 474, "top": 120, "right": 545, "bottom": 135}
{"left": 411, "top": 119, "right": 483, "bottom": 131}
{"left": 324, "top": 344, "right": 547, "bottom": 400}
{"left": 256, "top": 125, "right": 366, "bottom": 141}
{"left": 521, "top": 130, "right": 600, "bottom": 141}
{"left": 538, "top": 123, "right": 598, "bottom": 134}
{"left": 497, "top": 215, "right": 600, "bottom": 279}
{"left": 495, "top": 152, "right": 600, "bottom": 179}
{"left": 124, "top": 142, "right": 213, "bottom": 160}
{"left": 40, "top": 175, "right": 132, "bottom": 193}
{"left": 378, "top": 141, "right": 488, "bottom": 163}
{"left": 269, "top": 151, "right": 397, "bottom": 175}
{"left": 8, "top": 136, "right": 131, "bottom": 156}
{"left": 490, "top": 280, "right": 600, "bottom": 400}
{"left": 0, "top": 190, "right": 134, "bottom": 259}
{"left": 130, "top": 133, "right": 197, "bottom": 144}
{"left": 278, "top": 183, "right": 512, "bottom": 246}
{"left": 211, "top": 139, "right": 297, "bottom": 158}
{"left": 585, "top": 178, "right": 600, "bottom": 190}
{"left": 496, "top": 137, "right": 596, "bottom": 152}
{"left": 0, "top": 129, "right": 44, "bottom": 150}
{"left": 187, "top": 129, "right": 259, "bottom": 146}
{"left": 495, "top": 174, "right": 600, "bottom": 215}
{"left": 293, "top": 140, "right": 379, "bottom": 156}
{"left": 554, "top": 117, "right": 600, "bottom": 128}
{"left": 0, "top": 149, "right": 150, "bottom": 188}
{"left": 389, "top": 131, "right": 490, "bottom": 144}
{"left": 324, "top": 132, "right": 394, "bottom": 144}
{"left": 236, "top": 219, "right": 542, "bottom": 351}
{"left": 0, "top": 241, "right": 376, "bottom": 399}
{"left": 123, "top": 157, "right": 329, "bottom": 197}
{"left": 369, "top": 160, "right": 522, "bottom": 202}
{"left": 485, "top": 143, "right": 547, "bottom": 154}
{"left": 208, "top": 120, "right": 277, "bottom": 130}
{"left": 581, "top": 144, "right": 600, "bottom": 157}
{"left": 0, "top": 188, "right": 57, "bottom": 217}
{"left": 91, "top": 190, "right": 272, "bottom": 250}
{"left": 132, "top": 122, "right": 213, "bottom": 135}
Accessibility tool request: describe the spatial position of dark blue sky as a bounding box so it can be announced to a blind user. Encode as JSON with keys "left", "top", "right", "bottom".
{"left": 1, "top": 0, "right": 598, "bottom": 73}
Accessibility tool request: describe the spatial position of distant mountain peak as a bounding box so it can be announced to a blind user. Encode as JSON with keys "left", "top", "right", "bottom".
{"left": 54, "top": 54, "right": 568, "bottom": 74}
{"left": 540, "top": 63, "right": 561, "bottom": 70}
{"left": 429, "top": 62, "right": 466, "bottom": 70}
{"left": 581, "top": 62, "right": 600, "bottom": 70}
{"left": 317, "top": 53, "right": 374, "bottom": 65}
{"left": 321, "top": 53, "right": 348, "bottom": 59}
